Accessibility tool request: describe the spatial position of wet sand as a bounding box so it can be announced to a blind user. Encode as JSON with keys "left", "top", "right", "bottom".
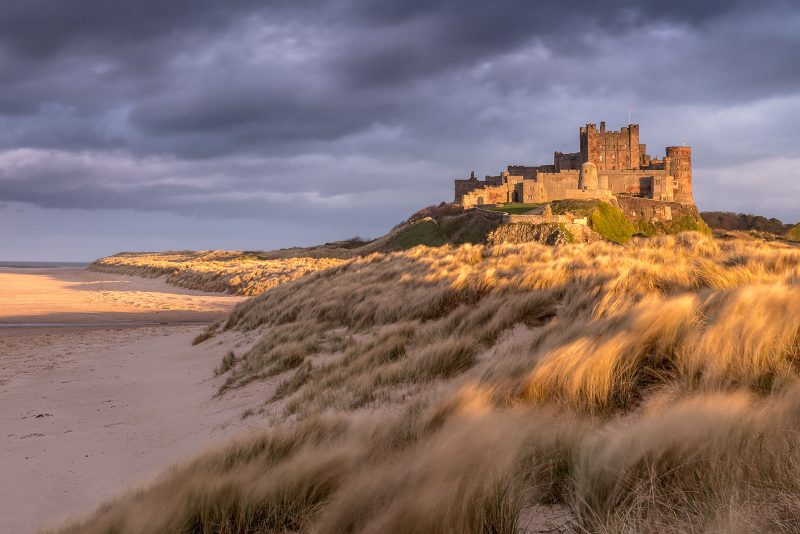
{"left": 0, "top": 268, "right": 271, "bottom": 532}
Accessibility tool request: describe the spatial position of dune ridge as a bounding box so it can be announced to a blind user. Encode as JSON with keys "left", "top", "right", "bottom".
{"left": 55, "top": 233, "right": 800, "bottom": 533}
{"left": 90, "top": 251, "right": 349, "bottom": 296}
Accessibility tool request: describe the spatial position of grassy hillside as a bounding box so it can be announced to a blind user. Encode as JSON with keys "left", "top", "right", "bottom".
{"left": 91, "top": 201, "right": 713, "bottom": 296}
{"left": 702, "top": 211, "right": 792, "bottom": 234}
{"left": 57, "top": 233, "right": 800, "bottom": 533}
{"left": 91, "top": 204, "right": 502, "bottom": 295}
{"left": 377, "top": 209, "right": 500, "bottom": 251}
{"left": 549, "top": 199, "right": 708, "bottom": 244}
{"left": 787, "top": 224, "right": 800, "bottom": 242}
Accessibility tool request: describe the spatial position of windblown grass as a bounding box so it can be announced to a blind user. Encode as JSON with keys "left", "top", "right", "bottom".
{"left": 89, "top": 209, "right": 500, "bottom": 296}
{"left": 56, "top": 232, "right": 800, "bottom": 533}
{"left": 90, "top": 250, "right": 348, "bottom": 296}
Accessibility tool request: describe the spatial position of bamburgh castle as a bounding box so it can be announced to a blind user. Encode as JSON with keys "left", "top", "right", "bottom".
{"left": 454, "top": 122, "right": 693, "bottom": 207}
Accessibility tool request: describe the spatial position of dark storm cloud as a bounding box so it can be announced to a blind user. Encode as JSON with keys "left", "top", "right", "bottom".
{"left": 335, "top": 0, "right": 749, "bottom": 86}
{"left": 1, "top": 0, "right": 797, "bottom": 155}
{"left": 2, "top": 0, "right": 793, "bottom": 148}
{"left": 0, "top": 0, "right": 272, "bottom": 57}
{"left": 1, "top": 0, "right": 799, "bottom": 260}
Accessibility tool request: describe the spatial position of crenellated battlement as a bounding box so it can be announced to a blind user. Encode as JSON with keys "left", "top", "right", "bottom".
{"left": 454, "top": 121, "right": 693, "bottom": 207}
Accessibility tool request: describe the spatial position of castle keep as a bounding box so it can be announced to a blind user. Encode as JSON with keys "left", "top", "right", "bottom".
{"left": 454, "top": 122, "right": 693, "bottom": 207}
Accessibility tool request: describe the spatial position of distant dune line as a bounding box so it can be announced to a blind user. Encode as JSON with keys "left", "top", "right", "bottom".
{"left": 90, "top": 251, "right": 349, "bottom": 296}
{"left": 86, "top": 205, "right": 505, "bottom": 296}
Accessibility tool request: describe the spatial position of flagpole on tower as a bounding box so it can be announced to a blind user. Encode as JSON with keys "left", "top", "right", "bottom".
{"left": 628, "top": 108, "right": 631, "bottom": 125}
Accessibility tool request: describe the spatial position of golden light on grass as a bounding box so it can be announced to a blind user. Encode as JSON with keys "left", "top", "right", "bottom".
{"left": 91, "top": 250, "right": 348, "bottom": 296}
{"left": 53, "top": 232, "right": 800, "bottom": 533}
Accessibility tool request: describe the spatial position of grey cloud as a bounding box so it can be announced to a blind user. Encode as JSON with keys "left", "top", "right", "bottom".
{"left": 0, "top": 149, "right": 441, "bottom": 227}
{"left": 0, "top": 0, "right": 799, "bottom": 261}
{"left": 0, "top": 0, "right": 274, "bottom": 58}
{"left": 2, "top": 0, "right": 795, "bottom": 154}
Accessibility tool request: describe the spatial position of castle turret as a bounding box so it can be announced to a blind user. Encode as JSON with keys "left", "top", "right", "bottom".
{"left": 628, "top": 124, "right": 641, "bottom": 170}
{"left": 666, "top": 146, "right": 693, "bottom": 204}
{"left": 579, "top": 162, "right": 598, "bottom": 190}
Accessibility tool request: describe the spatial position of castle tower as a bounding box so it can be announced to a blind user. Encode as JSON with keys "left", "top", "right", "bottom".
{"left": 579, "top": 162, "right": 598, "bottom": 190}
{"left": 628, "top": 124, "right": 641, "bottom": 170}
{"left": 666, "top": 146, "right": 693, "bottom": 204}
{"left": 580, "top": 124, "right": 599, "bottom": 167}
{"left": 580, "top": 122, "right": 641, "bottom": 170}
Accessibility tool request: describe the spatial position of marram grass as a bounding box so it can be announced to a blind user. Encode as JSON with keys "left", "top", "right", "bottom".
{"left": 54, "top": 233, "right": 800, "bottom": 534}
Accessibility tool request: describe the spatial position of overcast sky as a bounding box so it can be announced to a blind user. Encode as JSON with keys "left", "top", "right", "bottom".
{"left": 1, "top": 0, "right": 799, "bottom": 260}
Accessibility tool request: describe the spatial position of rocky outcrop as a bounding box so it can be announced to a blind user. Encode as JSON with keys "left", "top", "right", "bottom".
{"left": 612, "top": 196, "right": 709, "bottom": 237}
{"left": 613, "top": 196, "right": 698, "bottom": 223}
{"left": 486, "top": 222, "right": 602, "bottom": 246}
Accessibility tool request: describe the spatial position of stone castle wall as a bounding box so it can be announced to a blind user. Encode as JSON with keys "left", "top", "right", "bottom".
{"left": 461, "top": 182, "right": 511, "bottom": 207}
{"left": 507, "top": 165, "right": 553, "bottom": 178}
{"left": 531, "top": 170, "right": 579, "bottom": 201}
{"left": 504, "top": 213, "right": 588, "bottom": 225}
{"left": 554, "top": 151, "right": 581, "bottom": 172}
{"left": 614, "top": 195, "right": 698, "bottom": 222}
{"left": 601, "top": 169, "right": 672, "bottom": 199}
{"left": 454, "top": 173, "right": 504, "bottom": 200}
{"left": 454, "top": 122, "right": 694, "bottom": 207}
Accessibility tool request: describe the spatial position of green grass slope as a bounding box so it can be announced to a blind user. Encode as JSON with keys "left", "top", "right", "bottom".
{"left": 787, "top": 224, "right": 800, "bottom": 242}
{"left": 377, "top": 208, "right": 501, "bottom": 251}
{"left": 588, "top": 202, "right": 638, "bottom": 244}
{"left": 382, "top": 218, "right": 449, "bottom": 249}
{"left": 549, "top": 199, "right": 708, "bottom": 244}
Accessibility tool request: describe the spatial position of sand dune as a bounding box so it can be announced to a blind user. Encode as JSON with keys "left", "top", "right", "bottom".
{"left": 47, "top": 234, "right": 800, "bottom": 534}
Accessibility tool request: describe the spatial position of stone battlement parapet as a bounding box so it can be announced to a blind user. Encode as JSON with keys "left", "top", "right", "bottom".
{"left": 454, "top": 121, "right": 693, "bottom": 208}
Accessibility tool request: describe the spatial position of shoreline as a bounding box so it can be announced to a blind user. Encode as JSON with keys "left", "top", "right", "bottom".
{"left": 0, "top": 267, "right": 264, "bottom": 532}
{"left": 0, "top": 321, "right": 210, "bottom": 328}
{"left": 0, "top": 267, "right": 242, "bottom": 326}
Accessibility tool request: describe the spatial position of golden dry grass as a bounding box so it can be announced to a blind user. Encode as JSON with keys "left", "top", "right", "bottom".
{"left": 55, "top": 232, "right": 800, "bottom": 533}
{"left": 90, "top": 250, "right": 348, "bottom": 296}
{"left": 87, "top": 207, "right": 501, "bottom": 298}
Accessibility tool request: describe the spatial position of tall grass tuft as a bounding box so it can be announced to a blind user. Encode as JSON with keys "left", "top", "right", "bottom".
{"left": 53, "top": 233, "right": 800, "bottom": 533}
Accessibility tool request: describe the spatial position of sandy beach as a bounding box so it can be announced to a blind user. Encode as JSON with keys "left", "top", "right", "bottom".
{"left": 0, "top": 268, "right": 270, "bottom": 533}
{"left": 0, "top": 267, "right": 240, "bottom": 325}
